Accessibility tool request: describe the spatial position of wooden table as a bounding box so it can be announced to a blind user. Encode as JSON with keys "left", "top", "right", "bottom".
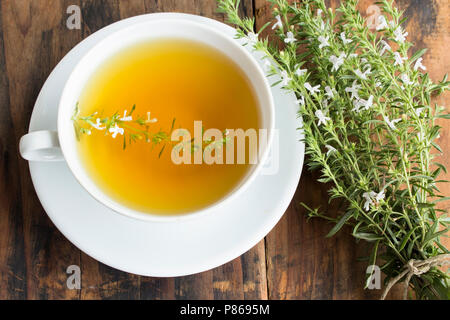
{"left": 0, "top": 0, "right": 448, "bottom": 300}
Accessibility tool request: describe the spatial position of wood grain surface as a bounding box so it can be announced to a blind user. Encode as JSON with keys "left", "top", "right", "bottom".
{"left": 0, "top": 0, "right": 448, "bottom": 300}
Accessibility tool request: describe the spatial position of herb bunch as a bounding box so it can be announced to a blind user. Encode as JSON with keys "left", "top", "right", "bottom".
{"left": 218, "top": 0, "right": 450, "bottom": 299}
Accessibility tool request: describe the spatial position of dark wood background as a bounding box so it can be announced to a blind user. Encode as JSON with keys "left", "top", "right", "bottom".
{"left": 0, "top": 0, "right": 448, "bottom": 300}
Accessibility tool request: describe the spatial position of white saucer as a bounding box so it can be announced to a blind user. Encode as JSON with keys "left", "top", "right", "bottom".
{"left": 28, "top": 13, "right": 304, "bottom": 277}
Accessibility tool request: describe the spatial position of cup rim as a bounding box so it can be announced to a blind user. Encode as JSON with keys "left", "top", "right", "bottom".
{"left": 57, "top": 18, "right": 275, "bottom": 223}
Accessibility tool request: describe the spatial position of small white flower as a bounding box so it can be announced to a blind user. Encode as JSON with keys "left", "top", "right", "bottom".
{"left": 109, "top": 123, "right": 124, "bottom": 138}
{"left": 315, "top": 109, "right": 331, "bottom": 126}
{"left": 400, "top": 74, "right": 413, "bottom": 86}
{"left": 355, "top": 68, "right": 371, "bottom": 80}
{"left": 340, "top": 32, "right": 352, "bottom": 44}
{"left": 272, "top": 15, "right": 283, "bottom": 30}
{"left": 146, "top": 112, "right": 158, "bottom": 124}
{"left": 376, "top": 15, "right": 389, "bottom": 30}
{"left": 393, "top": 52, "right": 407, "bottom": 66}
{"left": 304, "top": 82, "right": 321, "bottom": 94}
{"left": 379, "top": 40, "right": 391, "bottom": 55}
{"left": 119, "top": 110, "right": 133, "bottom": 122}
{"left": 281, "top": 70, "right": 292, "bottom": 87}
{"left": 414, "top": 57, "right": 427, "bottom": 71}
{"left": 86, "top": 129, "right": 92, "bottom": 135}
{"left": 375, "top": 81, "right": 382, "bottom": 88}
{"left": 363, "top": 95, "right": 374, "bottom": 110}
{"left": 345, "top": 80, "right": 361, "bottom": 100}
{"left": 325, "top": 86, "right": 334, "bottom": 99}
{"left": 284, "top": 31, "right": 296, "bottom": 44}
{"left": 362, "top": 189, "right": 385, "bottom": 211}
{"left": 317, "top": 9, "right": 323, "bottom": 17}
{"left": 318, "top": 35, "right": 330, "bottom": 49}
{"left": 393, "top": 26, "right": 408, "bottom": 43}
{"left": 352, "top": 98, "right": 365, "bottom": 112}
{"left": 415, "top": 107, "right": 424, "bottom": 116}
{"left": 92, "top": 118, "right": 105, "bottom": 130}
{"left": 362, "top": 191, "right": 377, "bottom": 211}
{"left": 375, "top": 189, "right": 385, "bottom": 203}
{"left": 295, "top": 95, "right": 305, "bottom": 106}
{"left": 349, "top": 53, "right": 358, "bottom": 58}
{"left": 295, "top": 67, "right": 307, "bottom": 77}
{"left": 325, "top": 145, "right": 337, "bottom": 156}
{"left": 383, "top": 115, "right": 401, "bottom": 130}
{"left": 329, "top": 52, "right": 346, "bottom": 72}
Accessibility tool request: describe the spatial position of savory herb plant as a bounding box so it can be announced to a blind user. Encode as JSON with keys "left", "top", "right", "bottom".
{"left": 217, "top": 0, "right": 449, "bottom": 299}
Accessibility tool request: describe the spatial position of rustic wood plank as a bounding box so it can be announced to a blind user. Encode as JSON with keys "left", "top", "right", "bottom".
{"left": 0, "top": 0, "right": 84, "bottom": 300}
{"left": 0, "top": 0, "right": 27, "bottom": 300}
{"left": 80, "top": 253, "right": 141, "bottom": 300}
{"left": 213, "top": 256, "right": 246, "bottom": 300}
{"left": 174, "top": 272, "right": 215, "bottom": 300}
{"left": 256, "top": 0, "right": 449, "bottom": 300}
{"left": 140, "top": 276, "right": 175, "bottom": 300}
{"left": 240, "top": 240, "right": 268, "bottom": 299}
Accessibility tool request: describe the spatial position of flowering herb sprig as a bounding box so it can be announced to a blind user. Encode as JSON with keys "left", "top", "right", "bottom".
{"left": 72, "top": 104, "right": 230, "bottom": 157}
{"left": 218, "top": 0, "right": 450, "bottom": 299}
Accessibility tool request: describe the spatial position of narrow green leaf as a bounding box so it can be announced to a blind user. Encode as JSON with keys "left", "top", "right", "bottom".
{"left": 326, "top": 210, "right": 353, "bottom": 238}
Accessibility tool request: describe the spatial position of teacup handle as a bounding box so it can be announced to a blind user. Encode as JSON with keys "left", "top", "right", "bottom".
{"left": 19, "top": 130, "right": 64, "bottom": 162}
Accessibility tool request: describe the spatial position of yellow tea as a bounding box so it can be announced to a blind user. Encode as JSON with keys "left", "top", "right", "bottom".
{"left": 76, "top": 38, "right": 261, "bottom": 215}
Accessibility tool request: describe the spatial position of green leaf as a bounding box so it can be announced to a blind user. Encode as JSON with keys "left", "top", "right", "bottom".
{"left": 409, "top": 48, "right": 427, "bottom": 63}
{"left": 434, "top": 240, "right": 450, "bottom": 254}
{"left": 129, "top": 104, "right": 136, "bottom": 116}
{"left": 431, "top": 142, "right": 443, "bottom": 153}
{"left": 423, "top": 229, "right": 448, "bottom": 246}
{"left": 353, "top": 233, "right": 383, "bottom": 242}
{"left": 158, "top": 144, "right": 166, "bottom": 158}
{"left": 435, "top": 114, "right": 450, "bottom": 119}
{"left": 417, "top": 202, "right": 435, "bottom": 209}
{"left": 398, "top": 227, "right": 418, "bottom": 252}
{"left": 326, "top": 210, "right": 353, "bottom": 238}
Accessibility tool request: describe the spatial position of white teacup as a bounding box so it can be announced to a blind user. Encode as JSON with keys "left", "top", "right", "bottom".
{"left": 19, "top": 19, "right": 275, "bottom": 222}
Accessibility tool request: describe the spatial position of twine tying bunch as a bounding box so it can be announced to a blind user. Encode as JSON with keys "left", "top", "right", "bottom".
{"left": 381, "top": 254, "right": 450, "bottom": 300}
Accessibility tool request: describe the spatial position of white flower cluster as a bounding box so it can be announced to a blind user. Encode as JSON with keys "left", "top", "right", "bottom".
{"left": 362, "top": 189, "right": 385, "bottom": 211}
{"left": 82, "top": 109, "right": 158, "bottom": 139}
{"left": 109, "top": 123, "right": 124, "bottom": 138}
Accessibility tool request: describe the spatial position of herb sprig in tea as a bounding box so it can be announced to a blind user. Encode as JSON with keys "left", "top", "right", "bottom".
{"left": 72, "top": 104, "right": 230, "bottom": 157}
